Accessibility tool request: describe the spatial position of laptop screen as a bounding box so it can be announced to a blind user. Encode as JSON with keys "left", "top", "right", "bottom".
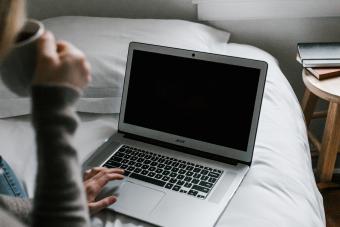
{"left": 123, "top": 49, "right": 261, "bottom": 152}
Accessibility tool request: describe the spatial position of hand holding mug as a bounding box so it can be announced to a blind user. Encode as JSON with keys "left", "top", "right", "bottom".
{"left": 33, "top": 32, "right": 91, "bottom": 91}
{"left": 0, "top": 19, "right": 91, "bottom": 95}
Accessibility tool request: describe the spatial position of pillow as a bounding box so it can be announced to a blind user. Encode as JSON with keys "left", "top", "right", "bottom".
{"left": 0, "top": 16, "right": 230, "bottom": 118}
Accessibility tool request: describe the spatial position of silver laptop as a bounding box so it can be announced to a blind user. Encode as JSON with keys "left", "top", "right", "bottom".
{"left": 82, "top": 42, "right": 267, "bottom": 227}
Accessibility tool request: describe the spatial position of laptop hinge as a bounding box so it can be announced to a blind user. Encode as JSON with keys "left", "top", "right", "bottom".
{"left": 120, "top": 131, "right": 249, "bottom": 166}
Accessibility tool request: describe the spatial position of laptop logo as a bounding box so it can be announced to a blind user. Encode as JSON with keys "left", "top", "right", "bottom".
{"left": 175, "top": 139, "right": 185, "bottom": 143}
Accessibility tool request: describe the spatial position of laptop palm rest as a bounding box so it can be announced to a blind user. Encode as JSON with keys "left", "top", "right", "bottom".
{"left": 107, "top": 181, "right": 165, "bottom": 217}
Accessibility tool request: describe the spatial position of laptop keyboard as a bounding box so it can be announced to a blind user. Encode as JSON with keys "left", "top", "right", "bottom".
{"left": 102, "top": 145, "right": 223, "bottom": 199}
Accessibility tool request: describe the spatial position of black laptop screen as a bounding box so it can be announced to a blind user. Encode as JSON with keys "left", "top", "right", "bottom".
{"left": 124, "top": 50, "right": 261, "bottom": 151}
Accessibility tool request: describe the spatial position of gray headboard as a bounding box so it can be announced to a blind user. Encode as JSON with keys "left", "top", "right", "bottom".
{"left": 27, "top": 0, "right": 197, "bottom": 21}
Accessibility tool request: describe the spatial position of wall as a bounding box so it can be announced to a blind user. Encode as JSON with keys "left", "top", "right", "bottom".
{"left": 27, "top": 0, "right": 197, "bottom": 21}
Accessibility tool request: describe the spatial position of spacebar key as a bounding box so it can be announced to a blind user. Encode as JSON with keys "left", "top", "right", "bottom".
{"left": 130, "top": 173, "right": 166, "bottom": 187}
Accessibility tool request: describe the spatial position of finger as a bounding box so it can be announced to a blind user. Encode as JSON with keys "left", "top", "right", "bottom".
{"left": 57, "top": 40, "right": 84, "bottom": 58}
{"left": 83, "top": 167, "right": 107, "bottom": 180}
{"left": 84, "top": 167, "right": 122, "bottom": 180}
{"left": 92, "top": 172, "right": 125, "bottom": 189}
{"left": 37, "top": 31, "right": 58, "bottom": 62}
{"left": 83, "top": 60, "right": 92, "bottom": 83}
{"left": 88, "top": 196, "right": 117, "bottom": 215}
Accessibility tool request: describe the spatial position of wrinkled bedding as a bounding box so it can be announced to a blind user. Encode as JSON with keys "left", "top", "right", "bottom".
{"left": 0, "top": 43, "right": 325, "bottom": 227}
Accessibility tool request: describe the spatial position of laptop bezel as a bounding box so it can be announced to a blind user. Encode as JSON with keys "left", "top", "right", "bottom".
{"left": 118, "top": 42, "right": 267, "bottom": 164}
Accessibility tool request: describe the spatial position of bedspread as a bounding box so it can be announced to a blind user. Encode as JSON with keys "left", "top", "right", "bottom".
{"left": 0, "top": 43, "right": 325, "bottom": 227}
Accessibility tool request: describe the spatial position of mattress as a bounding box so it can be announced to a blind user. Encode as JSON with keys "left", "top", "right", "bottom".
{"left": 0, "top": 43, "right": 325, "bottom": 227}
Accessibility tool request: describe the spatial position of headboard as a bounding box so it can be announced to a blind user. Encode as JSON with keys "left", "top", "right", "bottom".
{"left": 27, "top": 0, "right": 197, "bottom": 21}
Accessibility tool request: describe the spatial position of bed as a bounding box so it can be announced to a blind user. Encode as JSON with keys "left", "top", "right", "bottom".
{"left": 0, "top": 17, "right": 325, "bottom": 227}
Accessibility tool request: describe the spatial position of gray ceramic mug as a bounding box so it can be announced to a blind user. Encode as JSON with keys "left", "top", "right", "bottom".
{"left": 0, "top": 19, "right": 44, "bottom": 96}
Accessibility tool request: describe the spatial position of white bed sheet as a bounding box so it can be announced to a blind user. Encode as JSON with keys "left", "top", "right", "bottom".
{"left": 0, "top": 43, "right": 325, "bottom": 227}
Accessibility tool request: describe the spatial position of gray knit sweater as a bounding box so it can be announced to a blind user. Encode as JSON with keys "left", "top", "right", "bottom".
{"left": 0, "top": 85, "right": 91, "bottom": 227}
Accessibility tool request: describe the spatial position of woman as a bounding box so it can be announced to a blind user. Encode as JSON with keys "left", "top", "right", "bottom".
{"left": 0, "top": 0, "right": 123, "bottom": 226}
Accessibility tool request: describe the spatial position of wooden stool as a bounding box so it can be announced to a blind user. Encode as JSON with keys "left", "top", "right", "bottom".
{"left": 301, "top": 69, "right": 340, "bottom": 182}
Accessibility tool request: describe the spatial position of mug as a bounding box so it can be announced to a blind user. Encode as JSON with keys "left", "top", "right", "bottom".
{"left": 0, "top": 19, "right": 44, "bottom": 96}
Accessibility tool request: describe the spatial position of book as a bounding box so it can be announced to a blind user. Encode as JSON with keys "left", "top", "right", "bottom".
{"left": 306, "top": 67, "right": 340, "bottom": 80}
{"left": 297, "top": 42, "right": 340, "bottom": 67}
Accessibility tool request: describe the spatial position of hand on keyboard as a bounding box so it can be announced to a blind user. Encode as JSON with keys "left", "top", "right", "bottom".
{"left": 83, "top": 167, "right": 124, "bottom": 214}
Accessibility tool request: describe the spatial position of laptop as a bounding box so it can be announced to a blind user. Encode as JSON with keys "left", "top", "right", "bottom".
{"left": 82, "top": 42, "right": 268, "bottom": 227}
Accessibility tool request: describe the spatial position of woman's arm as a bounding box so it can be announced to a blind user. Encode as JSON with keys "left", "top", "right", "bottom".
{"left": 31, "top": 85, "right": 90, "bottom": 227}
{"left": 30, "top": 32, "right": 91, "bottom": 227}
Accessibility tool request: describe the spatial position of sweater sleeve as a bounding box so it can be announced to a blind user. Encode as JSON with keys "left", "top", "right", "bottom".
{"left": 0, "top": 195, "right": 32, "bottom": 225}
{"left": 31, "top": 85, "right": 90, "bottom": 227}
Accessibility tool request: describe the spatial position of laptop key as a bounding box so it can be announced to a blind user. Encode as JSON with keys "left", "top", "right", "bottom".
{"left": 127, "top": 166, "right": 135, "bottom": 171}
{"left": 165, "top": 183, "right": 173, "bottom": 189}
{"left": 123, "top": 170, "right": 131, "bottom": 176}
{"left": 155, "top": 174, "right": 162, "bottom": 179}
{"left": 141, "top": 170, "right": 149, "bottom": 175}
{"left": 121, "top": 164, "right": 128, "bottom": 169}
{"left": 184, "top": 177, "right": 192, "bottom": 182}
{"left": 184, "top": 182, "right": 192, "bottom": 188}
{"left": 199, "top": 181, "right": 213, "bottom": 188}
{"left": 125, "top": 154, "right": 131, "bottom": 159}
{"left": 188, "top": 190, "right": 198, "bottom": 196}
{"left": 162, "top": 176, "right": 170, "bottom": 181}
{"left": 144, "top": 160, "right": 151, "bottom": 165}
{"left": 134, "top": 168, "right": 142, "bottom": 173}
{"left": 193, "top": 168, "right": 201, "bottom": 173}
{"left": 169, "top": 178, "right": 177, "bottom": 184}
{"left": 176, "top": 180, "right": 185, "bottom": 186}
{"left": 163, "top": 170, "right": 170, "bottom": 176}
{"left": 178, "top": 169, "right": 186, "bottom": 174}
{"left": 148, "top": 172, "right": 156, "bottom": 178}
{"left": 192, "top": 185, "right": 209, "bottom": 193}
{"left": 104, "top": 161, "right": 121, "bottom": 168}
{"left": 171, "top": 167, "right": 179, "bottom": 173}
{"left": 155, "top": 168, "right": 163, "bottom": 173}
{"left": 208, "top": 172, "right": 220, "bottom": 178}
{"left": 164, "top": 165, "right": 172, "bottom": 171}
{"left": 128, "top": 161, "right": 135, "bottom": 166}
{"left": 149, "top": 166, "right": 156, "bottom": 172}
{"left": 186, "top": 166, "right": 194, "bottom": 171}
{"left": 177, "top": 175, "right": 185, "bottom": 180}
{"left": 170, "top": 173, "right": 177, "bottom": 178}
{"left": 186, "top": 171, "right": 194, "bottom": 176}
{"left": 208, "top": 177, "right": 217, "bottom": 183}
{"left": 172, "top": 185, "right": 181, "bottom": 191}
{"left": 200, "top": 170, "right": 209, "bottom": 175}
{"left": 179, "top": 164, "right": 186, "bottom": 169}
{"left": 112, "top": 157, "right": 123, "bottom": 162}
{"left": 193, "top": 173, "right": 201, "bottom": 179}
{"left": 114, "top": 152, "right": 125, "bottom": 157}
{"left": 129, "top": 173, "right": 166, "bottom": 187}
{"left": 201, "top": 176, "right": 209, "bottom": 181}
{"left": 172, "top": 162, "right": 179, "bottom": 167}
{"left": 192, "top": 179, "right": 200, "bottom": 184}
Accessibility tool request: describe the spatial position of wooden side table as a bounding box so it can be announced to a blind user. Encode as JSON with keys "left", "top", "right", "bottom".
{"left": 301, "top": 69, "right": 340, "bottom": 182}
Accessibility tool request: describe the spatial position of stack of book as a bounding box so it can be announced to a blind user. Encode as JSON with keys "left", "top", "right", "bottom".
{"left": 297, "top": 42, "right": 340, "bottom": 80}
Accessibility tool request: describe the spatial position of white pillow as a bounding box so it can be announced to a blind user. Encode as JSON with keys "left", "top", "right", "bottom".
{"left": 0, "top": 16, "right": 230, "bottom": 118}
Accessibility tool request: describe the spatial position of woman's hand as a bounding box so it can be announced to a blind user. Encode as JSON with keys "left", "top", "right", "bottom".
{"left": 83, "top": 167, "right": 124, "bottom": 215}
{"left": 33, "top": 31, "right": 91, "bottom": 91}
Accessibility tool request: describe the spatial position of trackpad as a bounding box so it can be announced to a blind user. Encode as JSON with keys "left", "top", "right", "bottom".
{"left": 111, "top": 181, "right": 165, "bottom": 216}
